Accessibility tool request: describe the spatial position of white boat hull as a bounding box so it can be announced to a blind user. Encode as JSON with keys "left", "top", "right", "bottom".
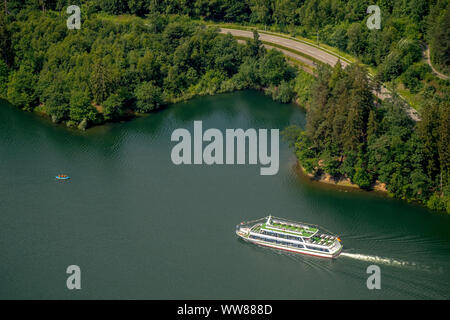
{"left": 237, "top": 230, "right": 342, "bottom": 259}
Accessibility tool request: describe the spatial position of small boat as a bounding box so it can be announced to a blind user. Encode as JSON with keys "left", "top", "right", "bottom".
{"left": 236, "top": 216, "right": 343, "bottom": 259}
{"left": 56, "top": 174, "right": 70, "bottom": 180}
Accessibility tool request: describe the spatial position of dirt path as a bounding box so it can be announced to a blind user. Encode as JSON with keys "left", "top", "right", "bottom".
{"left": 424, "top": 46, "right": 449, "bottom": 80}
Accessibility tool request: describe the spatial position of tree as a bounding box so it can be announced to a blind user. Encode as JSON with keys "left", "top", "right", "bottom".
{"left": 437, "top": 102, "right": 450, "bottom": 189}
{"left": 128, "top": 0, "right": 147, "bottom": 15}
{"left": 69, "top": 90, "right": 99, "bottom": 124}
{"left": 367, "top": 109, "right": 378, "bottom": 141}
{"left": 259, "top": 49, "right": 295, "bottom": 86}
{"left": 232, "top": 57, "right": 260, "bottom": 89}
{"left": 90, "top": 59, "right": 113, "bottom": 104}
{"left": 249, "top": 0, "right": 272, "bottom": 25}
{"left": 354, "top": 167, "right": 371, "bottom": 188}
{"left": 329, "top": 25, "right": 348, "bottom": 51}
{"left": 429, "top": 3, "right": 450, "bottom": 74}
{"left": 223, "top": 0, "right": 251, "bottom": 22}
{"left": 210, "top": 33, "right": 241, "bottom": 76}
{"left": 98, "top": 0, "right": 127, "bottom": 15}
{"left": 137, "top": 51, "right": 161, "bottom": 83}
{"left": 6, "top": 65, "right": 38, "bottom": 111}
{"left": 272, "top": 0, "right": 297, "bottom": 27}
{"left": 134, "top": 81, "right": 164, "bottom": 113}
{"left": 0, "top": 10, "right": 12, "bottom": 66}
{"left": 270, "top": 80, "right": 294, "bottom": 103}
{"left": 347, "top": 23, "right": 366, "bottom": 56}
{"left": 247, "top": 30, "right": 265, "bottom": 58}
{"left": 0, "top": 59, "right": 9, "bottom": 97}
{"left": 103, "top": 93, "right": 125, "bottom": 121}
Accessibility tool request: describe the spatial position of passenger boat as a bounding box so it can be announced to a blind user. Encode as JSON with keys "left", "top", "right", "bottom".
{"left": 56, "top": 174, "right": 70, "bottom": 180}
{"left": 236, "top": 216, "right": 342, "bottom": 259}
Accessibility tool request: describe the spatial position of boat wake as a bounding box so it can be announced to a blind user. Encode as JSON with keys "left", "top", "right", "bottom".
{"left": 340, "top": 252, "right": 439, "bottom": 273}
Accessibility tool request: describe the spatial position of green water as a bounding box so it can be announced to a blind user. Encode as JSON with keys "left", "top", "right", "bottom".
{"left": 1, "top": 91, "right": 449, "bottom": 299}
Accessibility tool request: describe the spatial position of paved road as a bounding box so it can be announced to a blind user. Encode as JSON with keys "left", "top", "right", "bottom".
{"left": 220, "top": 27, "right": 420, "bottom": 121}
{"left": 220, "top": 28, "right": 348, "bottom": 68}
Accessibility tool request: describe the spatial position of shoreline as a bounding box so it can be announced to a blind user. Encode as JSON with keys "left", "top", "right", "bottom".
{"left": 293, "top": 161, "right": 449, "bottom": 213}
{"left": 20, "top": 87, "right": 271, "bottom": 131}
{"left": 16, "top": 85, "right": 300, "bottom": 131}
{"left": 294, "top": 162, "right": 388, "bottom": 194}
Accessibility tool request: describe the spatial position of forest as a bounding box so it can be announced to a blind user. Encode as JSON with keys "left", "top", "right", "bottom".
{"left": 0, "top": 1, "right": 448, "bottom": 213}
{"left": 0, "top": 3, "right": 296, "bottom": 129}
{"left": 283, "top": 62, "right": 449, "bottom": 213}
{"left": 9, "top": 0, "right": 444, "bottom": 77}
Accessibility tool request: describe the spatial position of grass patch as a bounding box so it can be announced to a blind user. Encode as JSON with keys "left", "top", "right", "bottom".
{"left": 396, "top": 87, "right": 423, "bottom": 112}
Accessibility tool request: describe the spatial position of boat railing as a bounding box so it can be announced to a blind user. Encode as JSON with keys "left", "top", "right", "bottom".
{"left": 236, "top": 218, "right": 266, "bottom": 231}
{"left": 269, "top": 216, "right": 338, "bottom": 237}
{"left": 237, "top": 216, "right": 339, "bottom": 239}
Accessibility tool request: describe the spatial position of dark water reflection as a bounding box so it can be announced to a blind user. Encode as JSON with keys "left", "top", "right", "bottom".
{"left": 0, "top": 91, "right": 449, "bottom": 299}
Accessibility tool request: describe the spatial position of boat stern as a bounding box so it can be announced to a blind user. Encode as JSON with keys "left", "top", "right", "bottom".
{"left": 329, "top": 240, "right": 343, "bottom": 258}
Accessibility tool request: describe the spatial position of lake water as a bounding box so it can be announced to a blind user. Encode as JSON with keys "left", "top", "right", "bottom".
{"left": 1, "top": 91, "right": 449, "bottom": 299}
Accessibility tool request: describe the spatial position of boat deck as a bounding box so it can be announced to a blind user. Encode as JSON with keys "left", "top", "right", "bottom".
{"left": 262, "top": 222, "right": 317, "bottom": 237}
{"left": 252, "top": 221, "right": 337, "bottom": 247}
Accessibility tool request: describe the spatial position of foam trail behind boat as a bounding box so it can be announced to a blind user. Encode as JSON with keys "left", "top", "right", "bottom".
{"left": 340, "top": 252, "right": 436, "bottom": 273}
